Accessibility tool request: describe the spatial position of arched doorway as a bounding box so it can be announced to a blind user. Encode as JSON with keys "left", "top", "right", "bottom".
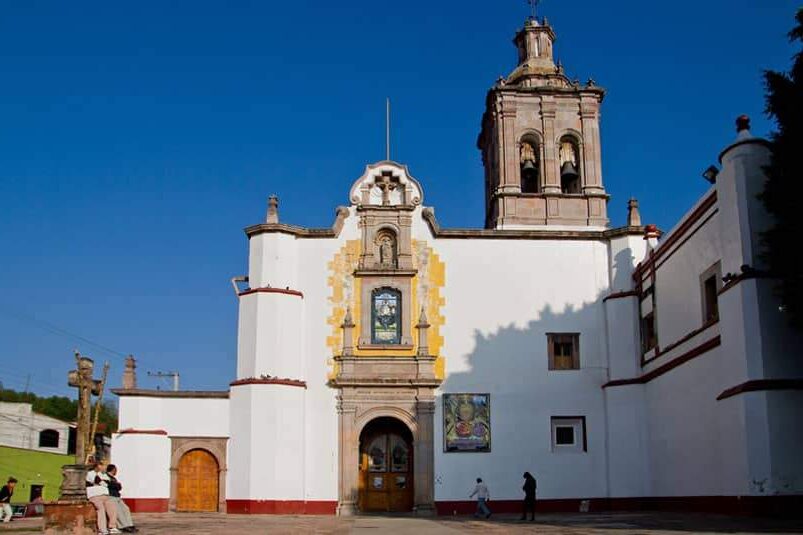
{"left": 176, "top": 448, "right": 219, "bottom": 512}
{"left": 358, "top": 417, "right": 414, "bottom": 512}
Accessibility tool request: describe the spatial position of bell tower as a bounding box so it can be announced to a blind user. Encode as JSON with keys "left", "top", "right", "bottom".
{"left": 478, "top": 16, "right": 608, "bottom": 229}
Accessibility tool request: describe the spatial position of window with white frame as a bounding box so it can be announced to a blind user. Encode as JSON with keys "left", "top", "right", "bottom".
{"left": 550, "top": 416, "right": 586, "bottom": 453}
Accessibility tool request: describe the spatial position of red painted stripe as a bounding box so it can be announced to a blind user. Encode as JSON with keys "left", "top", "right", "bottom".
{"left": 230, "top": 378, "right": 307, "bottom": 388}
{"left": 123, "top": 498, "right": 169, "bottom": 513}
{"left": 435, "top": 495, "right": 803, "bottom": 516}
{"left": 633, "top": 191, "right": 717, "bottom": 281}
{"left": 238, "top": 287, "right": 304, "bottom": 298}
{"left": 115, "top": 429, "right": 168, "bottom": 436}
{"left": 717, "top": 378, "right": 803, "bottom": 401}
{"left": 226, "top": 500, "right": 337, "bottom": 515}
{"left": 602, "top": 290, "right": 639, "bottom": 302}
{"left": 603, "top": 336, "right": 721, "bottom": 388}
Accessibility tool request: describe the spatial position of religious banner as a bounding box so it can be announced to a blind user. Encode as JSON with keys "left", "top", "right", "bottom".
{"left": 443, "top": 393, "right": 491, "bottom": 452}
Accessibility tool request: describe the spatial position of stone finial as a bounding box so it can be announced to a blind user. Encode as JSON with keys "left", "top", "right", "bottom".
{"left": 736, "top": 115, "right": 750, "bottom": 132}
{"left": 627, "top": 198, "right": 641, "bottom": 227}
{"left": 266, "top": 195, "right": 279, "bottom": 224}
{"left": 122, "top": 355, "right": 137, "bottom": 389}
{"left": 416, "top": 307, "right": 430, "bottom": 357}
{"left": 644, "top": 223, "right": 660, "bottom": 250}
{"left": 341, "top": 308, "right": 355, "bottom": 356}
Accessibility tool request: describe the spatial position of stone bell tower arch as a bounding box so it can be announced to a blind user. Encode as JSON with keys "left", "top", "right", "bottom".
{"left": 332, "top": 161, "right": 440, "bottom": 516}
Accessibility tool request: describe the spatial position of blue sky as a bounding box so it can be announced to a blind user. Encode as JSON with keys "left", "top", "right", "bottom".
{"left": 0, "top": 0, "right": 798, "bottom": 397}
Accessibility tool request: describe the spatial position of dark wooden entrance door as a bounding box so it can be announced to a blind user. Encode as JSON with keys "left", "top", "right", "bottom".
{"left": 358, "top": 418, "right": 414, "bottom": 512}
{"left": 176, "top": 449, "right": 219, "bottom": 512}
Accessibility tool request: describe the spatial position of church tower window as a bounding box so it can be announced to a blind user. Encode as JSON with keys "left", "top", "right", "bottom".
{"left": 372, "top": 288, "right": 402, "bottom": 344}
{"left": 519, "top": 134, "right": 540, "bottom": 193}
{"left": 559, "top": 136, "right": 581, "bottom": 193}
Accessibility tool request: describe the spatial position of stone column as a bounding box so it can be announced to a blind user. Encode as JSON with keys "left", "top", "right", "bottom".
{"left": 337, "top": 395, "right": 359, "bottom": 516}
{"left": 541, "top": 98, "right": 560, "bottom": 193}
{"left": 341, "top": 309, "right": 355, "bottom": 356}
{"left": 498, "top": 99, "right": 519, "bottom": 194}
{"left": 580, "top": 99, "right": 603, "bottom": 193}
{"left": 413, "top": 398, "right": 436, "bottom": 516}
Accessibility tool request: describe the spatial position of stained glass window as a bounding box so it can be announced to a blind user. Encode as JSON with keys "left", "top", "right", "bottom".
{"left": 372, "top": 288, "right": 401, "bottom": 344}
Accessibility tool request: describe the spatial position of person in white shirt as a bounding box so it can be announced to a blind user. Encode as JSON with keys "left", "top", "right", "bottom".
{"left": 469, "top": 477, "right": 491, "bottom": 519}
{"left": 86, "top": 461, "right": 120, "bottom": 535}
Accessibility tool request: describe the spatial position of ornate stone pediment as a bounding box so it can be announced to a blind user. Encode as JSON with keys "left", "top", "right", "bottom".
{"left": 349, "top": 161, "right": 424, "bottom": 207}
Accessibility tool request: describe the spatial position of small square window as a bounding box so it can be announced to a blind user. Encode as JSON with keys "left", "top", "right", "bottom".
{"left": 547, "top": 333, "right": 580, "bottom": 370}
{"left": 554, "top": 426, "right": 575, "bottom": 445}
{"left": 551, "top": 417, "right": 586, "bottom": 453}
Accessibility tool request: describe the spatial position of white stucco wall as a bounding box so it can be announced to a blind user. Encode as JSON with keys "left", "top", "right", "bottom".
{"left": 431, "top": 235, "right": 611, "bottom": 501}
{"left": 227, "top": 384, "right": 306, "bottom": 501}
{"left": 110, "top": 433, "right": 171, "bottom": 499}
{"left": 117, "top": 396, "right": 229, "bottom": 438}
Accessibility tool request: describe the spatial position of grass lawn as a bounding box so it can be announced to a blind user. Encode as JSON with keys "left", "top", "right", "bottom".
{"left": 0, "top": 445, "right": 72, "bottom": 502}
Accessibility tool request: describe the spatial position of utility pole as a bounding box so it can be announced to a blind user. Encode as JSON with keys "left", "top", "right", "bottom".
{"left": 148, "top": 371, "right": 179, "bottom": 391}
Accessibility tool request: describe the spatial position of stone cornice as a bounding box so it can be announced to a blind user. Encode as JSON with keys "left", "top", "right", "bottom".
{"left": 230, "top": 377, "right": 306, "bottom": 389}
{"left": 422, "top": 208, "right": 643, "bottom": 240}
{"left": 329, "top": 378, "right": 442, "bottom": 388}
{"left": 111, "top": 388, "right": 229, "bottom": 399}
{"left": 245, "top": 206, "right": 349, "bottom": 239}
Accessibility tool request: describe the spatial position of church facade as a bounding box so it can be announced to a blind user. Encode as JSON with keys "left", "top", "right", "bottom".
{"left": 111, "top": 17, "right": 803, "bottom": 515}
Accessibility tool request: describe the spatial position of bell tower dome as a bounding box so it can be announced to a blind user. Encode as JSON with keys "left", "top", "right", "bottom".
{"left": 477, "top": 16, "right": 608, "bottom": 229}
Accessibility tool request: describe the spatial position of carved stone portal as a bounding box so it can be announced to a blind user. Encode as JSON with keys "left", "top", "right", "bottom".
{"left": 332, "top": 355, "right": 439, "bottom": 516}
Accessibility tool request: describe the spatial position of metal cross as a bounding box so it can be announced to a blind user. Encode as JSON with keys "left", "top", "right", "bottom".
{"left": 527, "top": 0, "right": 540, "bottom": 19}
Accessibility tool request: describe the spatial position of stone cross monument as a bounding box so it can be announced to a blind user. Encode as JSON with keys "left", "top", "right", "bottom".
{"left": 60, "top": 353, "right": 103, "bottom": 500}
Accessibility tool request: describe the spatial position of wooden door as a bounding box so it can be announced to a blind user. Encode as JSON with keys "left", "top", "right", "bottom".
{"left": 359, "top": 431, "right": 413, "bottom": 512}
{"left": 176, "top": 449, "right": 219, "bottom": 512}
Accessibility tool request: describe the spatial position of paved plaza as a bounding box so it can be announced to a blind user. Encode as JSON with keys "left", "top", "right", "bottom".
{"left": 2, "top": 512, "right": 803, "bottom": 534}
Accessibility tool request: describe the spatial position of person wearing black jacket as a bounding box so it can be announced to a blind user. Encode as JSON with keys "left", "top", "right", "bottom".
{"left": 520, "top": 472, "right": 536, "bottom": 521}
{"left": 105, "top": 465, "right": 137, "bottom": 533}
{"left": 0, "top": 477, "right": 17, "bottom": 523}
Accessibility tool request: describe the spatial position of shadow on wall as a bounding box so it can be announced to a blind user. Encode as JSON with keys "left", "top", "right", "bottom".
{"left": 433, "top": 246, "right": 644, "bottom": 513}
{"left": 436, "top": 292, "right": 616, "bottom": 512}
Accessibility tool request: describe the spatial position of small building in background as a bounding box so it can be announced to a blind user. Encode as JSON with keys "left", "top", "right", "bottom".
{"left": 0, "top": 402, "right": 73, "bottom": 455}
{"left": 0, "top": 401, "right": 112, "bottom": 503}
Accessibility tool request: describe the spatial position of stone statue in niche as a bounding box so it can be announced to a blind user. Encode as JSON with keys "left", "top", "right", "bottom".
{"left": 378, "top": 233, "right": 397, "bottom": 268}
{"left": 520, "top": 141, "right": 536, "bottom": 165}
{"left": 559, "top": 140, "right": 577, "bottom": 166}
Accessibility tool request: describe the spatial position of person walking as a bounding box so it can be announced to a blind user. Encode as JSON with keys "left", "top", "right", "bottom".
{"left": 469, "top": 477, "right": 491, "bottom": 519}
{"left": 86, "top": 461, "right": 120, "bottom": 535}
{"left": 0, "top": 477, "right": 17, "bottom": 523}
{"left": 105, "top": 465, "right": 138, "bottom": 533}
{"left": 520, "top": 472, "right": 536, "bottom": 521}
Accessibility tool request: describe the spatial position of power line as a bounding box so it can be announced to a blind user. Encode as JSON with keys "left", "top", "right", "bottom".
{"left": 0, "top": 308, "right": 129, "bottom": 359}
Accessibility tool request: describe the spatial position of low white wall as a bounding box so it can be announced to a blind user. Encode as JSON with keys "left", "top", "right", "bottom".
{"left": 117, "top": 396, "right": 229, "bottom": 438}
{"left": 110, "top": 433, "right": 171, "bottom": 499}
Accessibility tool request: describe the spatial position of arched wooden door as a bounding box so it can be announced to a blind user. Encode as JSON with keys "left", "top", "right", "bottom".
{"left": 358, "top": 417, "right": 414, "bottom": 512}
{"left": 176, "top": 449, "right": 219, "bottom": 512}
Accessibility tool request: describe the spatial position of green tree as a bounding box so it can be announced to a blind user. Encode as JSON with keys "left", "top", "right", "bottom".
{"left": 761, "top": 8, "right": 803, "bottom": 329}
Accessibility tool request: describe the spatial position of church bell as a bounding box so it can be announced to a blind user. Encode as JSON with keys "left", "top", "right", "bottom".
{"left": 560, "top": 160, "right": 578, "bottom": 180}
{"left": 522, "top": 158, "right": 536, "bottom": 171}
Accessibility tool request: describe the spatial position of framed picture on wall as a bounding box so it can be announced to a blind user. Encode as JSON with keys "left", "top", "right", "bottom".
{"left": 443, "top": 393, "right": 491, "bottom": 452}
